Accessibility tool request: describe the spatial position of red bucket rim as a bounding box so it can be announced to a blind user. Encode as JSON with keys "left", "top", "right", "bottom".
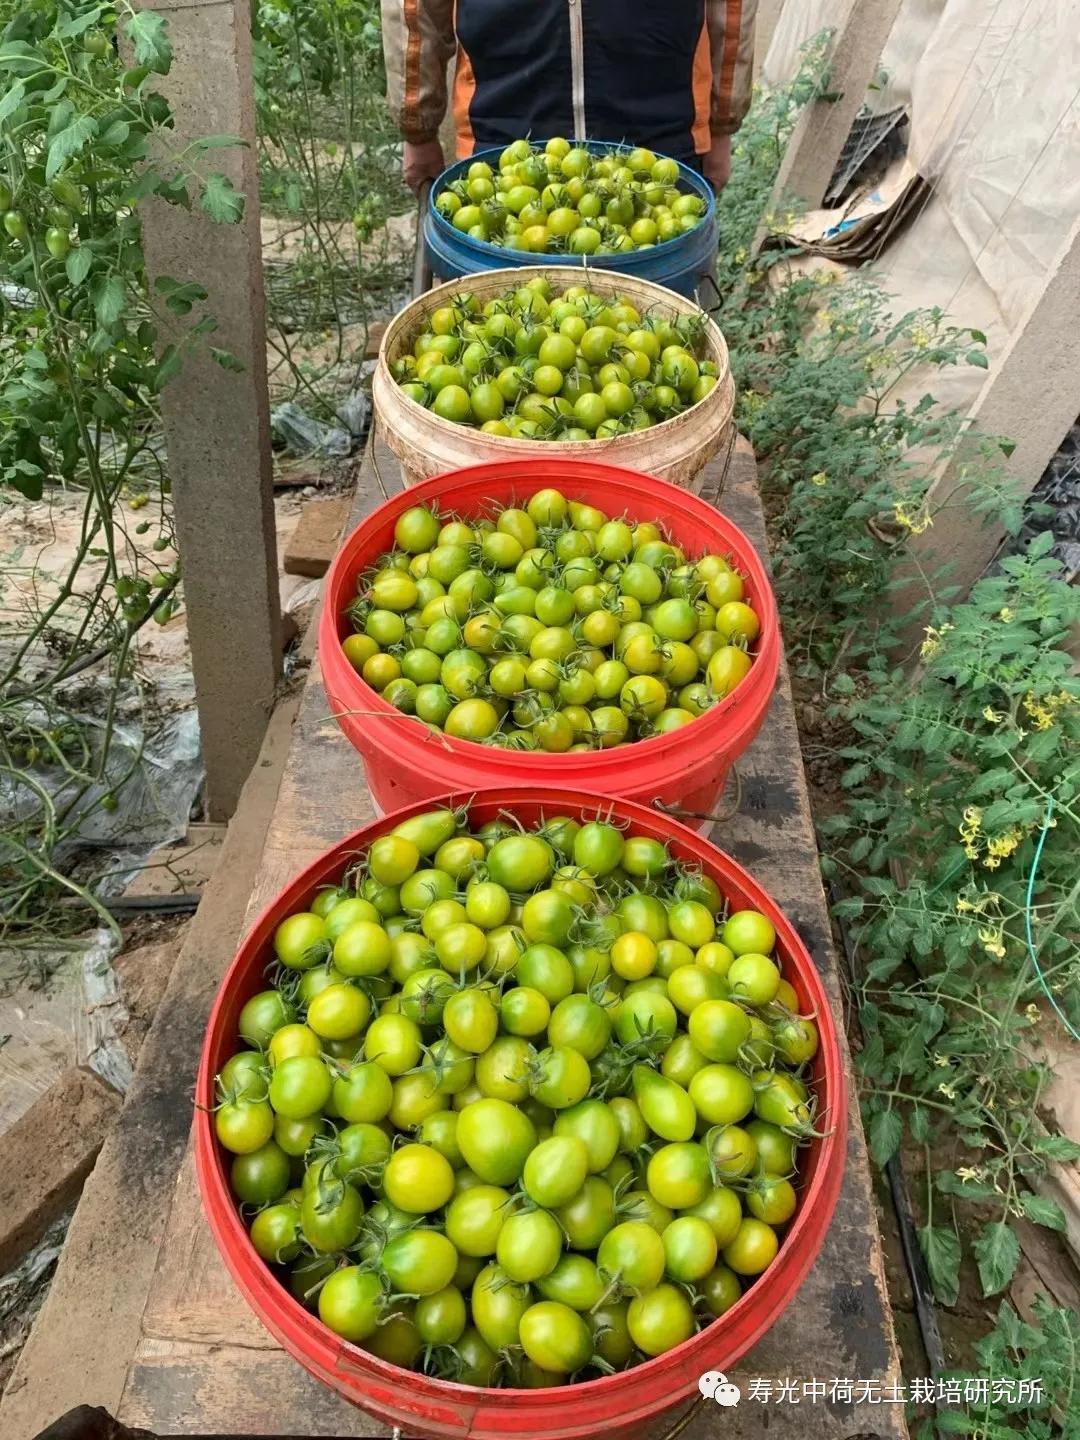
{"left": 318, "top": 457, "right": 780, "bottom": 770}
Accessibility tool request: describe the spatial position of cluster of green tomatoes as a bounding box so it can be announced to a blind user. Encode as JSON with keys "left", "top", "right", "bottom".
{"left": 341, "top": 489, "right": 761, "bottom": 750}
{"left": 215, "top": 805, "right": 820, "bottom": 1384}
{"left": 391, "top": 277, "right": 717, "bottom": 438}
{"left": 434, "top": 138, "right": 707, "bottom": 255}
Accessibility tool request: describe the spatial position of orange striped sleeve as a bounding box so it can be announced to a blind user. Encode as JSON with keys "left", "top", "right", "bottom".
{"left": 706, "top": 0, "right": 757, "bottom": 136}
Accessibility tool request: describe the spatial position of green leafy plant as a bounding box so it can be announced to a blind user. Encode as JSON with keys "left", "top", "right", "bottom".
{"left": 254, "top": 0, "right": 411, "bottom": 413}
{"left": 0, "top": 0, "right": 242, "bottom": 938}
{"left": 715, "top": 48, "right": 1080, "bottom": 1425}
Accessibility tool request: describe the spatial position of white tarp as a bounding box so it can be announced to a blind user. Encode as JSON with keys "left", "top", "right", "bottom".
{"left": 763, "top": 0, "right": 1080, "bottom": 414}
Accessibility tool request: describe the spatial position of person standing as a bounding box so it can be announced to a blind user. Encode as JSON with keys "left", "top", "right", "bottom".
{"left": 381, "top": 0, "right": 757, "bottom": 193}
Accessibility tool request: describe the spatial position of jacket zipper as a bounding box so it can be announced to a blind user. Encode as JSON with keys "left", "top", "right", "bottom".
{"left": 567, "top": 0, "right": 586, "bottom": 138}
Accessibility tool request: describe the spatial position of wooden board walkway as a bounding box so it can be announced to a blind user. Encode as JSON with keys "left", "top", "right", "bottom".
{"left": 116, "top": 435, "right": 906, "bottom": 1440}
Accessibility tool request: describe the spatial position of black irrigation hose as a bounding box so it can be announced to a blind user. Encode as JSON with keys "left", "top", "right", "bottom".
{"left": 826, "top": 877, "right": 948, "bottom": 1380}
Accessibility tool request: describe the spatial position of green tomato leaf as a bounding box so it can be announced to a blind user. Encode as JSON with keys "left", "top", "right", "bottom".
{"left": 45, "top": 114, "right": 97, "bottom": 182}
{"left": 154, "top": 345, "right": 183, "bottom": 391}
{"left": 0, "top": 79, "right": 25, "bottom": 124}
{"left": 1029, "top": 1133, "right": 1080, "bottom": 1162}
{"left": 1019, "top": 1192, "right": 1066, "bottom": 1231}
{"left": 125, "top": 10, "right": 173, "bottom": 74}
{"left": 211, "top": 346, "right": 245, "bottom": 373}
{"left": 65, "top": 246, "right": 93, "bottom": 286}
{"left": 919, "top": 1223, "right": 961, "bottom": 1306}
{"left": 972, "top": 1221, "right": 1020, "bottom": 1296}
{"left": 868, "top": 1107, "right": 902, "bottom": 1168}
{"left": 200, "top": 172, "right": 244, "bottom": 223}
{"left": 91, "top": 272, "right": 126, "bottom": 329}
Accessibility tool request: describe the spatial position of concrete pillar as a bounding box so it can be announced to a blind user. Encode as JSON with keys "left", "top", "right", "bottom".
{"left": 138, "top": 0, "right": 281, "bottom": 820}
{"left": 902, "top": 214, "right": 1080, "bottom": 608}
{"left": 767, "top": 0, "right": 904, "bottom": 209}
{"left": 754, "top": 0, "right": 788, "bottom": 80}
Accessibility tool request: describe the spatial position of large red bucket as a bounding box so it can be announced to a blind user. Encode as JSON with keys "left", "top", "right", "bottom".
{"left": 319, "top": 460, "right": 780, "bottom": 821}
{"left": 195, "top": 788, "right": 846, "bottom": 1440}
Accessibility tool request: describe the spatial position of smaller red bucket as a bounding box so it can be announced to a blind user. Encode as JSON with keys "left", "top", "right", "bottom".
{"left": 319, "top": 459, "right": 780, "bottom": 822}
{"left": 196, "top": 788, "right": 846, "bottom": 1440}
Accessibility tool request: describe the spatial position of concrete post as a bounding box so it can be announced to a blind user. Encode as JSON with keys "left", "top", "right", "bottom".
{"left": 768, "top": 0, "right": 904, "bottom": 209}
{"left": 138, "top": 0, "right": 281, "bottom": 821}
{"left": 754, "top": 0, "right": 788, "bottom": 80}
{"left": 902, "top": 214, "right": 1080, "bottom": 608}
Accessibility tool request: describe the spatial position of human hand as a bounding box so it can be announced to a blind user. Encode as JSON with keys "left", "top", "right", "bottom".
{"left": 702, "top": 134, "right": 732, "bottom": 191}
{"left": 403, "top": 139, "right": 445, "bottom": 192}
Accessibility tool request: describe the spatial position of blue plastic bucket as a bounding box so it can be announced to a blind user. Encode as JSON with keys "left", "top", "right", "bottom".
{"left": 424, "top": 141, "right": 718, "bottom": 299}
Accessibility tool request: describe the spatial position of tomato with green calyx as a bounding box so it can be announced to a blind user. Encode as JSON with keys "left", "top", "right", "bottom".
{"left": 705, "top": 1123, "right": 758, "bottom": 1181}
{"left": 399, "top": 967, "right": 455, "bottom": 1025}
{"left": 747, "top": 1172, "right": 797, "bottom": 1226}
{"left": 475, "top": 1034, "right": 532, "bottom": 1101}
{"left": 471, "top": 1263, "right": 532, "bottom": 1350}
{"left": 573, "top": 821, "right": 624, "bottom": 876}
{"left": 219, "top": 1050, "right": 268, "bottom": 1104}
{"left": 529, "top": 1045, "right": 590, "bottom": 1109}
{"left": 239, "top": 990, "right": 293, "bottom": 1048}
{"left": 752, "top": 1070, "right": 815, "bottom": 1135}
{"left": 250, "top": 1201, "right": 302, "bottom": 1264}
{"left": 614, "top": 990, "right": 677, "bottom": 1056}
{"left": 497, "top": 1208, "right": 564, "bottom": 1282}
{"left": 333, "top": 1122, "right": 391, "bottom": 1183}
{"left": 537, "top": 1253, "right": 604, "bottom": 1311}
{"left": 317, "top": 1266, "right": 384, "bottom": 1342}
{"left": 300, "top": 1171, "right": 364, "bottom": 1252}
{"left": 590, "top": 1300, "right": 634, "bottom": 1366}
{"left": 688, "top": 999, "right": 752, "bottom": 1063}
{"left": 772, "top": 1015, "right": 819, "bottom": 1066}
{"left": 597, "top": 1220, "right": 665, "bottom": 1294}
{"left": 273, "top": 911, "right": 328, "bottom": 970}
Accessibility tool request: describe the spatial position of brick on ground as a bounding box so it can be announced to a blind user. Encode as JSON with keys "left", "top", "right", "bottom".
{"left": 283, "top": 495, "right": 350, "bottom": 578}
{"left": 0, "top": 1068, "right": 121, "bottom": 1274}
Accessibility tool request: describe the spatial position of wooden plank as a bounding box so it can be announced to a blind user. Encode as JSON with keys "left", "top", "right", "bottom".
{"left": 120, "top": 437, "right": 904, "bottom": 1438}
